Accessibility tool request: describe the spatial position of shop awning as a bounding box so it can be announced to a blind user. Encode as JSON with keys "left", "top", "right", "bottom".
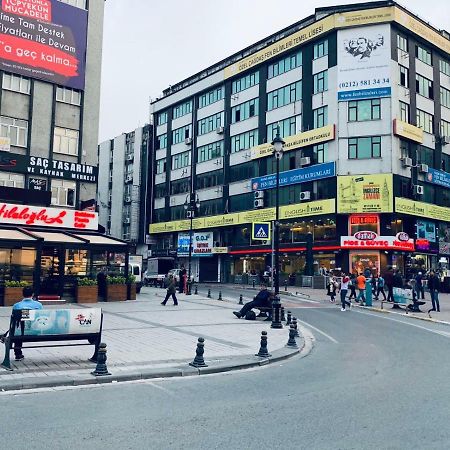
{"left": 0, "top": 228, "right": 38, "bottom": 242}
{"left": 28, "top": 231, "right": 88, "bottom": 244}
{"left": 74, "top": 234, "right": 128, "bottom": 247}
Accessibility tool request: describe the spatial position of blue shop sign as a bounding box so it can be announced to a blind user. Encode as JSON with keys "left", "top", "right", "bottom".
{"left": 251, "top": 162, "right": 335, "bottom": 191}
{"left": 425, "top": 168, "right": 450, "bottom": 189}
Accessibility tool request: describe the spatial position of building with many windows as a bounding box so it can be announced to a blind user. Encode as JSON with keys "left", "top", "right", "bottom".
{"left": 149, "top": 1, "right": 450, "bottom": 285}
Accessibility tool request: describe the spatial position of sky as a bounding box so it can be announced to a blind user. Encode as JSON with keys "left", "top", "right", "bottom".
{"left": 98, "top": 0, "right": 450, "bottom": 143}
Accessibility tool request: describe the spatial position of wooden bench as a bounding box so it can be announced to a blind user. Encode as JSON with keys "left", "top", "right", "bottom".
{"left": 256, "top": 305, "right": 273, "bottom": 320}
{"left": 1, "top": 307, "right": 103, "bottom": 371}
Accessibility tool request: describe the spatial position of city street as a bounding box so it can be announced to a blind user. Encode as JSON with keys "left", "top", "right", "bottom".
{"left": 2, "top": 285, "right": 450, "bottom": 449}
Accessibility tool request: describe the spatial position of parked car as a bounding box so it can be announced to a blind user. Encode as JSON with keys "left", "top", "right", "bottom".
{"left": 167, "top": 268, "right": 181, "bottom": 283}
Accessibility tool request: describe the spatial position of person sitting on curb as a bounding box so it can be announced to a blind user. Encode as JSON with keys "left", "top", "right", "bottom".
{"left": 233, "top": 285, "right": 273, "bottom": 319}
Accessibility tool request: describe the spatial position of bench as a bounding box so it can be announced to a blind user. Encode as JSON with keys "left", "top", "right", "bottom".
{"left": 1, "top": 307, "right": 103, "bottom": 371}
{"left": 380, "top": 287, "right": 426, "bottom": 313}
{"left": 256, "top": 305, "right": 273, "bottom": 321}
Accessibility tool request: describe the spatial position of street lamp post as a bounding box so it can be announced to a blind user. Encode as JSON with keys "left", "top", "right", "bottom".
{"left": 184, "top": 193, "right": 200, "bottom": 295}
{"left": 271, "top": 126, "right": 284, "bottom": 329}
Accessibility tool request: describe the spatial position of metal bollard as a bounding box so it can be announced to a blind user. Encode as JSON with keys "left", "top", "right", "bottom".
{"left": 252, "top": 279, "right": 256, "bottom": 289}
{"left": 255, "top": 331, "right": 271, "bottom": 358}
{"left": 207, "top": 289, "right": 211, "bottom": 298}
{"left": 239, "top": 294, "right": 244, "bottom": 305}
{"left": 281, "top": 306, "right": 286, "bottom": 322}
{"left": 286, "top": 311, "right": 292, "bottom": 325}
{"left": 91, "top": 343, "right": 111, "bottom": 376}
{"left": 189, "top": 337, "right": 208, "bottom": 368}
{"left": 218, "top": 291, "right": 222, "bottom": 301}
{"left": 284, "top": 279, "right": 288, "bottom": 292}
{"left": 292, "top": 317, "right": 300, "bottom": 338}
{"left": 286, "top": 324, "right": 298, "bottom": 348}
{"left": 194, "top": 285, "right": 198, "bottom": 295}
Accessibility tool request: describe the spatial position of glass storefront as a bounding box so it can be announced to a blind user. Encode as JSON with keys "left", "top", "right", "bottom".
{"left": 0, "top": 247, "right": 35, "bottom": 284}
{"left": 350, "top": 251, "right": 380, "bottom": 276}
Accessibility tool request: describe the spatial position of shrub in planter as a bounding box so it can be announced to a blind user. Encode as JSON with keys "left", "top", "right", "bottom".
{"left": 127, "top": 275, "right": 137, "bottom": 300}
{"left": 76, "top": 278, "right": 98, "bottom": 303}
{"left": 106, "top": 276, "right": 127, "bottom": 301}
{"left": 4, "top": 281, "right": 31, "bottom": 307}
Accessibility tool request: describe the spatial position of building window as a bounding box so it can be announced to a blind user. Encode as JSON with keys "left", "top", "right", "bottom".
{"left": 440, "top": 86, "right": 450, "bottom": 108}
{"left": 171, "top": 151, "right": 191, "bottom": 170}
{"left": 53, "top": 127, "right": 79, "bottom": 155}
{"left": 51, "top": 180, "right": 76, "bottom": 207}
{"left": 313, "top": 40, "right": 328, "bottom": 59}
{"left": 157, "top": 133, "right": 167, "bottom": 150}
{"left": 268, "top": 51, "right": 302, "bottom": 79}
{"left": 348, "top": 99, "right": 381, "bottom": 122}
{"left": 313, "top": 143, "right": 328, "bottom": 164}
{"left": 0, "top": 172, "right": 24, "bottom": 187}
{"left": 231, "top": 129, "right": 258, "bottom": 153}
{"left": 232, "top": 71, "right": 259, "bottom": 94}
{"left": 154, "top": 184, "right": 166, "bottom": 198}
{"left": 58, "top": 0, "right": 86, "bottom": 8}
{"left": 173, "top": 100, "right": 192, "bottom": 119}
{"left": 399, "top": 66, "right": 409, "bottom": 88}
{"left": 348, "top": 137, "right": 381, "bottom": 159}
{"left": 2, "top": 73, "right": 30, "bottom": 94}
{"left": 416, "top": 45, "right": 432, "bottom": 65}
{"left": 200, "top": 198, "right": 222, "bottom": 216}
{"left": 198, "top": 112, "right": 223, "bottom": 135}
{"left": 400, "top": 101, "right": 410, "bottom": 122}
{"left": 267, "top": 81, "right": 301, "bottom": 111}
{"left": 196, "top": 170, "right": 223, "bottom": 189}
{"left": 440, "top": 119, "right": 450, "bottom": 137}
{"left": 231, "top": 98, "right": 258, "bottom": 123}
{"left": 199, "top": 87, "right": 224, "bottom": 108}
{"left": 442, "top": 153, "right": 450, "bottom": 171}
{"left": 157, "top": 112, "right": 168, "bottom": 126}
{"left": 172, "top": 125, "right": 191, "bottom": 144}
{"left": 155, "top": 158, "right": 166, "bottom": 174}
{"left": 267, "top": 116, "right": 300, "bottom": 141}
{"left": 397, "top": 34, "right": 408, "bottom": 52}
{"left": 170, "top": 178, "right": 190, "bottom": 195}
{"left": 313, "top": 106, "right": 328, "bottom": 128}
{"left": 0, "top": 116, "right": 28, "bottom": 147}
{"left": 56, "top": 87, "right": 81, "bottom": 105}
{"left": 229, "top": 161, "right": 256, "bottom": 183}
{"left": 439, "top": 59, "right": 450, "bottom": 76}
{"left": 417, "top": 145, "right": 434, "bottom": 167}
{"left": 229, "top": 193, "right": 253, "bottom": 212}
{"left": 198, "top": 141, "right": 224, "bottom": 162}
{"left": 313, "top": 70, "right": 328, "bottom": 94}
{"left": 415, "top": 74, "right": 433, "bottom": 99}
{"left": 416, "top": 109, "right": 434, "bottom": 134}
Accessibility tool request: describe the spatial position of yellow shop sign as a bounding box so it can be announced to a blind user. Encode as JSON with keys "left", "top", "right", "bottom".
{"left": 393, "top": 119, "right": 423, "bottom": 144}
{"left": 395, "top": 198, "right": 450, "bottom": 222}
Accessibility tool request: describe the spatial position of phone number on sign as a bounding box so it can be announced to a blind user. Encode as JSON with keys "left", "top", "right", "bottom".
{"left": 339, "top": 78, "right": 390, "bottom": 89}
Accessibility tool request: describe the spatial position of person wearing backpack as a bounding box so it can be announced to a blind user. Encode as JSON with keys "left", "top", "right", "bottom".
{"left": 326, "top": 277, "right": 338, "bottom": 302}
{"left": 348, "top": 274, "right": 357, "bottom": 300}
{"left": 375, "top": 274, "right": 386, "bottom": 300}
{"left": 339, "top": 273, "right": 352, "bottom": 311}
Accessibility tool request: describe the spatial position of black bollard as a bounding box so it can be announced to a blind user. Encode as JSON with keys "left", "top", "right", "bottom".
{"left": 194, "top": 285, "right": 198, "bottom": 295}
{"left": 207, "top": 288, "right": 211, "bottom": 298}
{"left": 284, "top": 279, "right": 288, "bottom": 292}
{"left": 218, "top": 291, "right": 222, "bottom": 301}
{"left": 281, "top": 306, "right": 286, "bottom": 322}
{"left": 91, "top": 343, "right": 111, "bottom": 376}
{"left": 286, "top": 311, "right": 292, "bottom": 325}
{"left": 286, "top": 324, "right": 298, "bottom": 348}
{"left": 239, "top": 294, "right": 244, "bottom": 305}
{"left": 292, "top": 317, "right": 300, "bottom": 338}
{"left": 255, "top": 331, "right": 271, "bottom": 358}
{"left": 189, "top": 337, "right": 208, "bottom": 368}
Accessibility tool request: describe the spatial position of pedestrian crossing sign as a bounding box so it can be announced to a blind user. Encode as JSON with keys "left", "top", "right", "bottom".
{"left": 252, "top": 222, "right": 271, "bottom": 241}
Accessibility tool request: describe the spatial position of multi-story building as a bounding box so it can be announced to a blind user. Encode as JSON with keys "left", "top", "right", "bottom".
{"left": 149, "top": 1, "right": 450, "bottom": 284}
{"left": 98, "top": 125, "right": 153, "bottom": 258}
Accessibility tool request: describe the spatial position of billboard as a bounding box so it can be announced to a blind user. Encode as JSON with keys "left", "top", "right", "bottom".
{"left": 337, "top": 24, "right": 391, "bottom": 101}
{"left": 425, "top": 168, "right": 450, "bottom": 189}
{"left": 338, "top": 174, "right": 393, "bottom": 213}
{"left": 0, "top": 0, "right": 88, "bottom": 89}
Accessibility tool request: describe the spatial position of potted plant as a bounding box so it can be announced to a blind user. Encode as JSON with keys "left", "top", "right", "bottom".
{"left": 127, "top": 275, "right": 137, "bottom": 300}
{"left": 3, "top": 281, "right": 30, "bottom": 307}
{"left": 76, "top": 278, "right": 98, "bottom": 303}
{"left": 105, "top": 276, "right": 127, "bottom": 301}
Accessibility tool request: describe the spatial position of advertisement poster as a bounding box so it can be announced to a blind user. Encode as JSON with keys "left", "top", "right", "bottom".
{"left": 177, "top": 232, "right": 190, "bottom": 257}
{"left": 338, "top": 174, "right": 393, "bottom": 213}
{"left": 28, "top": 176, "right": 47, "bottom": 191}
{"left": 416, "top": 220, "right": 436, "bottom": 242}
{"left": 193, "top": 232, "right": 213, "bottom": 257}
{"left": 439, "top": 223, "right": 450, "bottom": 255}
{"left": 0, "top": 0, "right": 88, "bottom": 89}
{"left": 337, "top": 23, "right": 391, "bottom": 101}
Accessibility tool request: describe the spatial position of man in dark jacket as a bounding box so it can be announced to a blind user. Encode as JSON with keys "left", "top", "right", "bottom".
{"left": 161, "top": 275, "right": 178, "bottom": 305}
{"left": 415, "top": 272, "right": 425, "bottom": 300}
{"left": 384, "top": 267, "right": 394, "bottom": 302}
{"left": 427, "top": 270, "right": 440, "bottom": 312}
{"left": 233, "top": 285, "right": 273, "bottom": 319}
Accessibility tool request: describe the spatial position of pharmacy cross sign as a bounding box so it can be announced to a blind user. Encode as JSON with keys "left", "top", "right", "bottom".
{"left": 252, "top": 222, "right": 271, "bottom": 241}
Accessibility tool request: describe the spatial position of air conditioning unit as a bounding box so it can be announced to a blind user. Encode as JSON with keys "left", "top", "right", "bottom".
{"left": 254, "top": 199, "right": 264, "bottom": 208}
{"left": 125, "top": 196, "right": 131, "bottom": 202}
{"left": 216, "top": 126, "right": 224, "bottom": 134}
{"left": 186, "top": 210, "right": 195, "bottom": 219}
{"left": 254, "top": 190, "right": 264, "bottom": 199}
{"left": 123, "top": 217, "right": 131, "bottom": 224}
{"left": 419, "top": 163, "right": 429, "bottom": 173}
{"left": 401, "top": 157, "right": 413, "bottom": 167}
{"left": 300, "top": 157, "right": 311, "bottom": 166}
{"left": 414, "top": 185, "right": 424, "bottom": 195}
{"left": 299, "top": 191, "right": 311, "bottom": 201}
{"left": 127, "top": 154, "right": 134, "bottom": 161}
{"left": 185, "top": 137, "right": 193, "bottom": 145}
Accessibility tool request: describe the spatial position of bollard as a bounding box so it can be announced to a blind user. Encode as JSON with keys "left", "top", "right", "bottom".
{"left": 189, "top": 337, "right": 208, "bottom": 368}
{"left": 281, "top": 306, "right": 286, "bottom": 322}
{"left": 194, "top": 285, "right": 198, "bottom": 295}
{"left": 252, "top": 279, "right": 256, "bottom": 289}
{"left": 207, "top": 288, "right": 211, "bottom": 298}
{"left": 292, "top": 317, "right": 300, "bottom": 338}
{"left": 286, "top": 311, "right": 292, "bottom": 325}
{"left": 218, "top": 291, "right": 222, "bottom": 301}
{"left": 239, "top": 294, "right": 244, "bottom": 305}
{"left": 91, "top": 343, "right": 111, "bottom": 376}
{"left": 255, "top": 331, "right": 271, "bottom": 358}
{"left": 284, "top": 279, "right": 288, "bottom": 292}
{"left": 286, "top": 324, "right": 298, "bottom": 348}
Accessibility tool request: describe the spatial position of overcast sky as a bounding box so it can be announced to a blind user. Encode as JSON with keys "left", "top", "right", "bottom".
{"left": 98, "top": 0, "right": 450, "bottom": 142}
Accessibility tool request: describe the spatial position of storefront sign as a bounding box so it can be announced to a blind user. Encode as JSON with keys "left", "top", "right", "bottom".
{"left": 350, "top": 215, "right": 379, "bottom": 225}
{"left": 193, "top": 232, "right": 213, "bottom": 257}
{"left": 251, "top": 162, "right": 335, "bottom": 191}
{"left": 212, "top": 247, "right": 228, "bottom": 254}
{"left": 416, "top": 220, "right": 436, "bottom": 242}
{"left": 341, "top": 233, "right": 415, "bottom": 251}
{"left": 0, "top": 201, "right": 98, "bottom": 230}
{"left": 416, "top": 239, "right": 430, "bottom": 251}
{"left": 393, "top": 119, "right": 423, "bottom": 144}
{"left": 425, "top": 168, "right": 450, "bottom": 189}
{"left": 28, "top": 177, "right": 47, "bottom": 191}
{"left": 338, "top": 174, "right": 393, "bottom": 213}
{"left": 177, "top": 233, "right": 191, "bottom": 257}
{"left": 396, "top": 232, "right": 409, "bottom": 242}
{"left": 395, "top": 198, "right": 450, "bottom": 222}
{"left": 0, "top": 0, "right": 88, "bottom": 89}
{"left": 250, "top": 125, "right": 335, "bottom": 160}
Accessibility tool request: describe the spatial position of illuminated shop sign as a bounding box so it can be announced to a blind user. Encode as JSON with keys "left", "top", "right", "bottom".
{"left": 340, "top": 233, "right": 414, "bottom": 251}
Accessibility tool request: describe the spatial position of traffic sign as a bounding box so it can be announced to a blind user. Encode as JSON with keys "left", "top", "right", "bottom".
{"left": 252, "top": 222, "right": 271, "bottom": 241}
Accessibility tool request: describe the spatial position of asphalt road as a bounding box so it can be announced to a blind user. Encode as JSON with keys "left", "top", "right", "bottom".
{"left": 2, "top": 292, "right": 450, "bottom": 450}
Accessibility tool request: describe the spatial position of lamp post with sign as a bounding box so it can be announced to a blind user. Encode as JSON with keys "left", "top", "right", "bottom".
{"left": 271, "top": 126, "right": 284, "bottom": 329}
{"left": 184, "top": 193, "right": 200, "bottom": 295}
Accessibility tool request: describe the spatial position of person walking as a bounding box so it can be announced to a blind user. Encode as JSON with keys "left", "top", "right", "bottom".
{"left": 339, "top": 273, "right": 351, "bottom": 311}
{"left": 384, "top": 267, "right": 395, "bottom": 302}
{"left": 161, "top": 275, "right": 178, "bottom": 306}
{"left": 375, "top": 274, "right": 386, "bottom": 300}
{"left": 348, "top": 274, "right": 357, "bottom": 300}
{"left": 326, "top": 277, "right": 338, "bottom": 303}
{"left": 415, "top": 272, "right": 425, "bottom": 300}
{"left": 356, "top": 273, "right": 366, "bottom": 303}
{"left": 427, "top": 270, "right": 441, "bottom": 313}
{"left": 179, "top": 265, "right": 187, "bottom": 294}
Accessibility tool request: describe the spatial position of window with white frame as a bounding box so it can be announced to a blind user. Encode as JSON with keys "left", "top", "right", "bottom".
{"left": 199, "top": 87, "right": 224, "bottom": 108}
{"left": 198, "top": 141, "right": 224, "bottom": 162}
{"left": 268, "top": 51, "right": 302, "bottom": 79}
{"left": 348, "top": 99, "right": 381, "bottom": 122}
{"left": 416, "top": 45, "right": 432, "bottom": 65}
{"left": 313, "top": 106, "right": 328, "bottom": 128}
{"left": 2, "top": 73, "right": 30, "bottom": 94}
{"left": 231, "top": 129, "right": 258, "bottom": 153}
{"left": 313, "top": 70, "right": 328, "bottom": 94}
{"left": 440, "top": 86, "right": 450, "bottom": 108}
{"left": 0, "top": 116, "right": 28, "bottom": 147}
{"left": 400, "top": 101, "right": 409, "bottom": 122}
{"left": 232, "top": 72, "right": 259, "bottom": 94}
{"left": 266, "top": 116, "right": 300, "bottom": 141}
{"left": 440, "top": 119, "right": 450, "bottom": 137}
{"left": 313, "top": 40, "right": 328, "bottom": 59}
{"left": 56, "top": 86, "right": 81, "bottom": 106}
{"left": 267, "top": 81, "right": 302, "bottom": 110}
{"left": 439, "top": 59, "right": 450, "bottom": 76}
{"left": 415, "top": 74, "right": 433, "bottom": 99}
{"left": 416, "top": 109, "right": 434, "bottom": 134}
{"left": 51, "top": 180, "right": 76, "bottom": 207}
{"left": 157, "top": 133, "right": 167, "bottom": 149}
{"left": 171, "top": 151, "right": 191, "bottom": 170}
{"left": 231, "top": 98, "right": 258, "bottom": 123}
{"left": 397, "top": 34, "right": 408, "bottom": 52}
{"left": 155, "top": 158, "right": 166, "bottom": 174}
{"left": 198, "top": 112, "right": 223, "bottom": 135}
{"left": 173, "top": 100, "right": 192, "bottom": 119}
{"left": 348, "top": 137, "right": 381, "bottom": 159}
{"left": 0, "top": 171, "right": 24, "bottom": 187}
{"left": 53, "top": 127, "right": 79, "bottom": 155}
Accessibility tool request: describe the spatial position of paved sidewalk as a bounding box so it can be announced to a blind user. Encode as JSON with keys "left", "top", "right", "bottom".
{"left": 0, "top": 288, "right": 304, "bottom": 391}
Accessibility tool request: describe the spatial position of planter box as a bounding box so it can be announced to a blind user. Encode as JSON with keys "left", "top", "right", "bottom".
{"left": 76, "top": 285, "right": 98, "bottom": 303}
{"left": 129, "top": 283, "right": 136, "bottom": 300}
{"left": 4, "top": 287, "right": 24, "bottom": 307}
{"left": 106, "top": 284, "right": 127, "bottom": 301}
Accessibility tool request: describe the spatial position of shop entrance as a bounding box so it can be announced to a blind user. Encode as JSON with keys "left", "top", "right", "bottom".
{"left": 350, "top": 251, "right": 380, "bottom": 276}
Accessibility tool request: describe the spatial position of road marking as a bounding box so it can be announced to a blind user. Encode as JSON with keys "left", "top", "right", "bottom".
{"left": 145, "top": 381, "right": 176, "bottom": 396}
{"left": 296, "top": 319, "right": 339, "bottom": 344}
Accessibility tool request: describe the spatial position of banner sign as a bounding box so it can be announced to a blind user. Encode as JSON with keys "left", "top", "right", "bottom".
{"left": 338, "top": 174, "right": 393, "bottom": 213}
{"left": 425, "top": 168, "right": 450, "bottom": 189}
{"left": 416, "top": 219, "right": 436, "bottom": 242}
{"left": 0, "top": 151, "right": 97, "bottom": 182}
{"left": 395, "top": 198, "right": 450, "bottom": 222}
{"left": 393, "top": 119, "right": 423, "bottom": 144}
{"left": 212, "top": 247, "right": 228, "bottom": 254}
{"left": 251, "top": 162, "right": 335, "bottom": 191}
{"left": 0, "top": 201, "right": 98, "bottom": 229}
{"left": 337, "top": 23, "right": 391, "bottom": 101}
{"left": 177, "top": 232, "right": 190, "bottom": 257}
{"left": 341, "top": 234, "right": 415, "bottom": 251}
{"left": 0, "top": 0, "right": 88, "bottom": 89}
{"left": 28, "top": 176, "right": 47, "bottom": 191}
{"left": 193, "top": 232, "right": 213, "bottom": 257}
